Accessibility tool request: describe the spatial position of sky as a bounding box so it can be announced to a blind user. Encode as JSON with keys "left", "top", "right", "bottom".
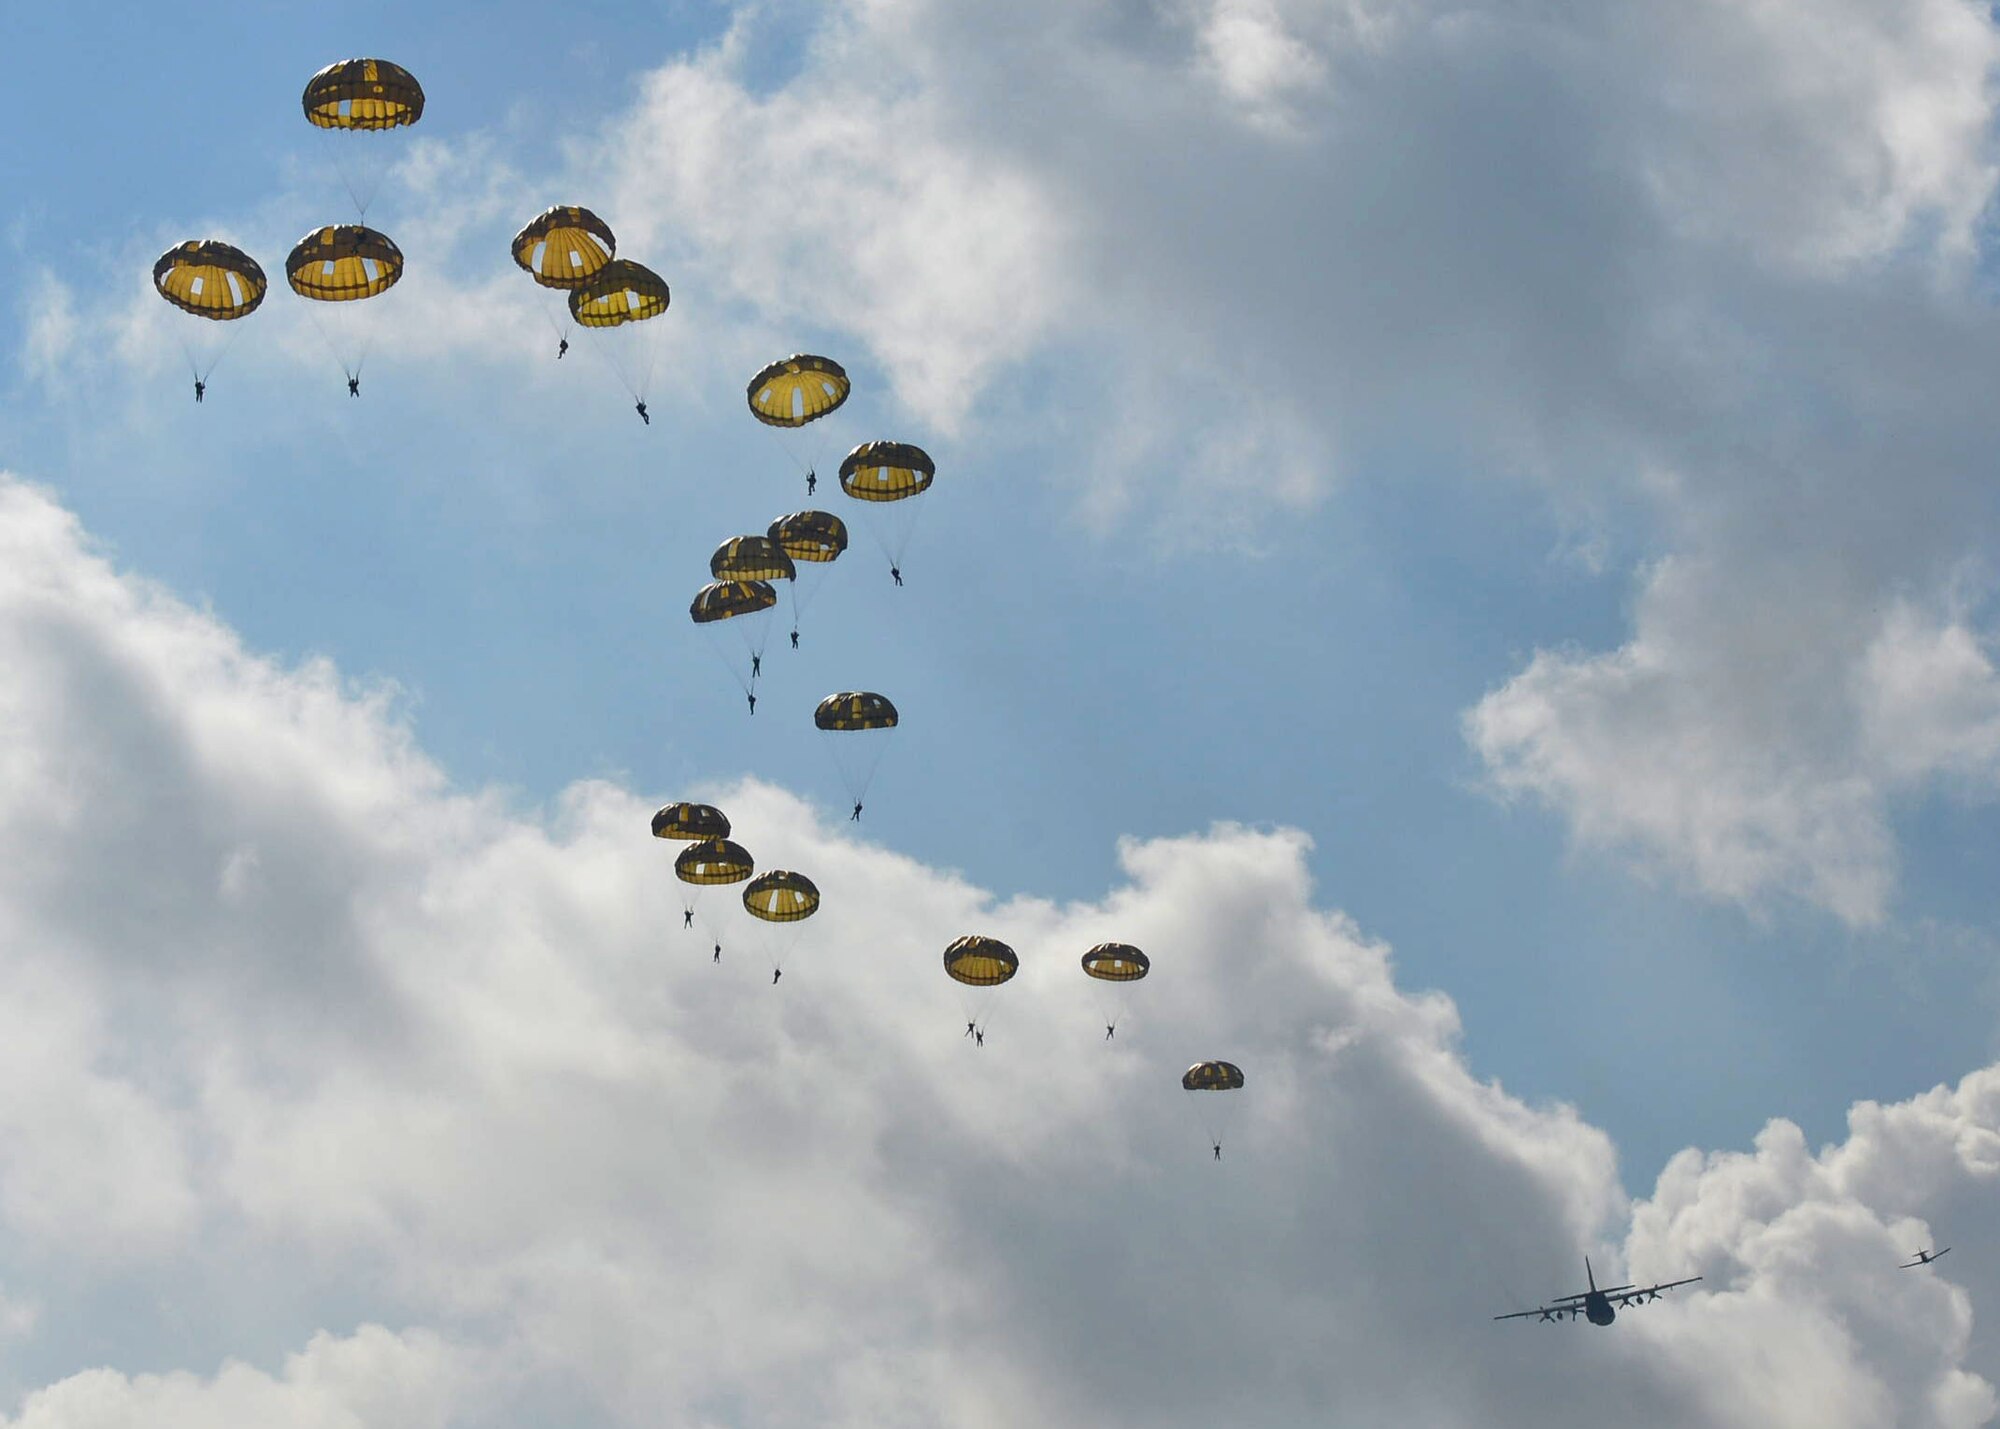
{"left": 4, "top": 0, "right": 2000, "bottom": 1423}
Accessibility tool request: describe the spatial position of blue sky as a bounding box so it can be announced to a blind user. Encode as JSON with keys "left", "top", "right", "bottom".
{"left": 5, "top": 1, "right": 2000, "bottom": 1422}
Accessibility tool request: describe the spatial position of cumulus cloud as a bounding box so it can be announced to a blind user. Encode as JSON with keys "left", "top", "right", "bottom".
{"left": 2, "top": 473, "right": 1999, "bottom": 1423}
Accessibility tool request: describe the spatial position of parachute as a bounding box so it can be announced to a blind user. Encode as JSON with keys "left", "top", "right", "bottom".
{"left": 766, "top": 510, "right": 848, "bottom": 645}
{"left": 675, "top": 838, "right": 755, "bottom": 885}
{"left": 743, "top": 869, "right": 821, "bottom": 921}
{"left": 568, "top": 259, "right": 670, "bottom": 417}
{"left": 944, "top": 934, "right": 1017, "bottom": 1040}
{"left": 511, "top": 206, "right": 616, "bottom": 290}
{"left": 742, "top": 868, "right": 821, "bottom": 980}
{"left": 675, "top": 836, "right": 754, "bottom": 958}
{"left": 301, "top": 58, "right": 425, "bottom": 130}
{"left": 301, "top": 59, "right": 424, "bottom": 217}
{"left": 944, "top": 935, "right": 1018, "bottom": 985}
{"left": 512, "top": 205, "right": 618, "bottom": 360}
{"left": 1182, "top": 1060, "right": 1245, "bottom": 1159}
{"left": 1181, "top": 1060, "right": 1244, "bottom": 1091}
{"left": 1082, "top": 943, "right": 1150, "bottom": 980}
{"left": 767, "top": 510, "right": 849, "bottom": 564}
{"left": 285, "top": 224, "right": 403, "bottom": 391}
{"left": 709, "top": 537, "right": 797, "bottom": 584}
{"left": 814, "top": 691, "right": 899, "bottom": 818}
{"left": 749, "top": 355, "right": 851, "bottom": 496}
{"left": 691, "top": 580, "right": 779, "bottom": 701}
{"left": 286, "top": 225, "right": 403, "bottom": 300}
{"left": 153, "top": 240, "right": 266, "bottom": 392}
{"left": 747, "top": 354, "right": 850, "bottom": 428}
{"left": 814, "top": 690, "right": 899, "bottom": 732}
{"left": 1082, "top": 942, "right": 1150, "bottom": 1039}
{"left": 650, "top": 802, "right": 731, "bottom": 841}
{"left": 839, "top": 440, "right": 935, "bottom": 582}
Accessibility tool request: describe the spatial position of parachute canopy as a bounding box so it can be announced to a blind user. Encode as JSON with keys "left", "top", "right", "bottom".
{"left": 568, "top": 259, "right": 669, "bottom": 328}
{"left": 747, "top": 354, "right": 850, "bottom": 428}
{"left": 674, "top": 838, "right": 754, "bottom": 886}
{"left": 839, "top": 441, "right": 935, "bottom": 503}
{"left": 154, "top": 241, "right": 267, "bottom": 321}
{"left": 512, "top": 206, "right": 616, "bottom": 290}
{"left": 944, "top": 935, "right": 1018, "bottom": 987}
{"left": 690, "top": 580, "right": 777, "bottom": 625}
{"left": 743, "top": 870, "right": 821, "bottom": 923}
{"left": 302, "top": 58, "right": 425, "bottom": 130}
{"left": 767, "top": 510, "right": 849, "bottom": 564}
{"left": 1081, "top": 943, "right": 1150, "bottom": 982}
{"left": 651, "top": 802, "right": 731, "bottom": 841}
{"left": 815, "top": 691, "right": 898, "bottom": 732}
{"left": 285, "top": 225, "right": 403, "bottom": 301}
{"left": 1182, "top": 1061, "right": 1245, "bottom": 1091}
{"left": 710, "top": 537, "right": 797, "bottom": 584}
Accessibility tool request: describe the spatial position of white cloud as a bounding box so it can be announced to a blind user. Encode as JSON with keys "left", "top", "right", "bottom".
{"left": 2, "top": 472, "right": 1999, "bottom": 1422}
{"left": 0, "top": 1325, "right": 482, "bottom": 1429}
{"left": 1468, "top": 554, "right": 2000, "bottom": 926}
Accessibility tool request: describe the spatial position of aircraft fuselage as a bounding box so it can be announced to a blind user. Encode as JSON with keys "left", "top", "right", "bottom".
{"left": 1583, "top": 1294, "right": 1614, "bottom": 1326}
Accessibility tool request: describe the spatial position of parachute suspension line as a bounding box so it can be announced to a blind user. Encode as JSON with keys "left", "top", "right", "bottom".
{"left": 303, "top": 303, "right": 372, "bottom": 385}
{"left": 861, "top": 487, "right": 933, "bottom": 580}
{"left": 302, "top": 305, "right": 349, "bottom": 381}
{"left": 316, "top": 141, "right": 379, "bottom": 221}
{"left": 697, "top": 628, "right": 755, "bottom": 701}
{"left": 760, "top": 422, "right": 816, "bottom": 481}
{"left": 200, "top": 317, "right": 248, "bottom": 383}
{"left": 173, "top": 330, "right": 202, "bottom": 383}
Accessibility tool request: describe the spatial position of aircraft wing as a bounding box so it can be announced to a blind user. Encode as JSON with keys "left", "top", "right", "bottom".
{"left": 1610, "top": 1276, "right": 1702, "bottom": 1304}
{"left": 1493, "top": 1304, "right": 1571, "bottom": 1323}
{"left": 1900, "top": 1249, "right": 1950, "bottom": 1269}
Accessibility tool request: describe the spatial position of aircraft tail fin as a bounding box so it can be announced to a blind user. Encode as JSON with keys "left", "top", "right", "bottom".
{"left": 1586, "top": 1256, "right": 1597, "bottom": 1292}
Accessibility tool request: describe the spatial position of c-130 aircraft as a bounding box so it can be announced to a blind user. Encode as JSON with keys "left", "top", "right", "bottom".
{"left": 1494, "top": 1257, "right": 1702, "bottom": 1326}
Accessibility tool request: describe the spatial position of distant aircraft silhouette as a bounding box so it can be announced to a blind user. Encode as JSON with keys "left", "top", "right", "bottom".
{"left": 1494, "top": 1257, "right": 1701, "bottom": 1326}
{"left": 1901, "top": 1247, "right": 1951, "bottom": 1269}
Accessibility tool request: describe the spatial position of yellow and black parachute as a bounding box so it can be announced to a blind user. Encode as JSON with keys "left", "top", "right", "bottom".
{"left": 675, "top": 838, "right": 755, "bottom": 886}
{"left": 1182, "top": 1061, "right": 1245, "bottom": 1091}
{"left": 743, "top": 870, "right": 821, "bottom": 922}
{"left": 568, "top": 259, "right": 671, "bottom": 412}
{"left": 814, "top": 691, "right": 899, "bottom": 732}
{"left": 568, "top": 259, "right": 669, "bottom": 328}
{"left": 675, "top": 836, "right": 753, "bottom": 956}
{"left": 301, "top": 59, "right": 425, "bottom": 129}
{"left": 154, "top": 241, "right": 267, "bottom": 390}
{"left": 767, "top": 510, "right": 849, "bottom": 564}
{"left": 710, "top": 537, "right": 797, "bottom": 584}
{"left": 286, "top": 225, "right": 403, "bottom": 388}
{"left": 815, "top": 692, "right": 899, "bottom": 812}
{"left": 1182, "top": 1059, "right": 1245, "bottom": 1157}
{"left": 512, "top": 206, "right": 617, "bottom": 290}
{"left": 1081, "top": 943, "right": 1150, "bottom": 981}
{"left": 839, "top": 441, "right": 935, "bottom": 580}
{"left": 747, "top": 354, "right": 850, "bottom": 428}
{"left": 944, "top": 935, "right": 1018, "bottom": 986}
{"left": 286, "top": 225, "right": 403, "bottom": 301}
{"left": 839, "top": 440, "right": 934, "bottom": 502}
{"left": 301, "top": 60, "right": 424, "bottom": 218}
{"left": 692, "top": 580, "right": 778, "bottom": 701}
{"left": 766, "top": 511, "right": 847, "bottom": 645}
{"left": 651, "top": 802, "right": 731, "bottom": 841}
{"left": 690, "top": 580, "right": 778, "bottom": 624}
{"left": 743, "top": 868, "right": 821, "bottom": 979}
{"left": 154, "top": 241, "right": 267, "bottom": 321}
